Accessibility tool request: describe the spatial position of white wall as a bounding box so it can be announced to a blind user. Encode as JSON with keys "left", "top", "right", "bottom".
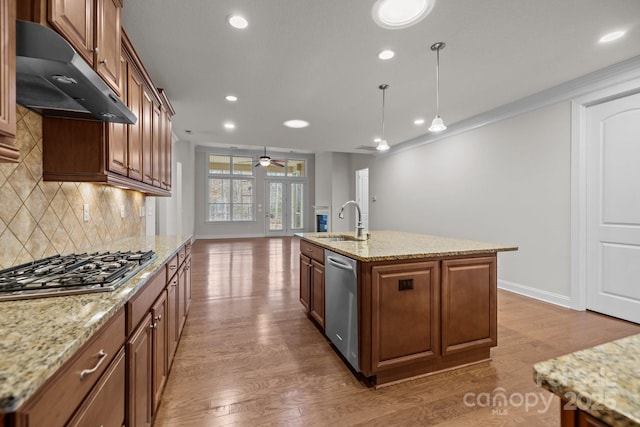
{"left": 369, "top": 101, "right": 572, "bottom": 298}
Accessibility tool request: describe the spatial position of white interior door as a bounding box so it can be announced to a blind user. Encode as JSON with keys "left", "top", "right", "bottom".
{"left": 586, "top": 92, "right": 640, "bottom": 323}
{"left": 355, "top": 168, "right": 369, "bottom": 231}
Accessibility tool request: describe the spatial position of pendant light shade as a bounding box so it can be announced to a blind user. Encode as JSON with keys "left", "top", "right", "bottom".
{"left": 428, "top": 42, "right": 447, "bottom": 133}
{"left": 377, "top": 84, "right": 390, "bottom": 151}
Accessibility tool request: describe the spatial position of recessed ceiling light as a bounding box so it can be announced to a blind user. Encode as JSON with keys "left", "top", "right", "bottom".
{"left": 372, "top": 0, "right": 434, "bottom": 29}
{"left": 414, "top": 118, "right": 425, "bottom": 125}
{"left": 599, "top": 30, "right": 625, "bottom": 43}
{"left": 283, "top": 119, "right": 309, "bottom": 128}
{"left": 227, "top": 14, "right": 248, "bottom": 29}
{"left": 378, "top": 49, "right": 396, "bottom": 60}
{"left": 225, "top": 95, "right": 238, "bottom": 102}
{"left": 224, "top": 122, "right": 236, "bottom": 130}
{"left": 374, "top": 137, "right": 382, "bottom": 143}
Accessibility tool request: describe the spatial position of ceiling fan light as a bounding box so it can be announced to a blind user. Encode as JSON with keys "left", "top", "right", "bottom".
{"left": 428, "top": 115, "right": 446, "bottom": 132}
{"left": 259, "top": 157, "right": 271, "bottom": 167}
{"left": 376, "top": 139, "right": 390, "bottom": 151}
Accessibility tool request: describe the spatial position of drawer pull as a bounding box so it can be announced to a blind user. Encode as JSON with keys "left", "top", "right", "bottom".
{"left": 154, "top": 315, "right": 162, "bottom": 321}
{"left": 80, "top": 350, "right": 107, "bottom": 380}
{"left": 169, "top": 265, "right": 177, "bottom": 270}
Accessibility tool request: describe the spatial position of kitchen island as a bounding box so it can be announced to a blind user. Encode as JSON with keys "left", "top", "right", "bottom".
{"left": 298, "top": 231, "right": 517, "bottom": 386}
{"left": 533, "top": 334, "right": 640, "bottom": 427}
{"left": 0, "top": 234, "right": 192, "bottom": 426}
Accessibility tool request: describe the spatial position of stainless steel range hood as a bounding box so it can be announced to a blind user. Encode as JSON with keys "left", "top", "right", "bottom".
{"left": 15, "top": 20, "right": 137, "bottom": 124}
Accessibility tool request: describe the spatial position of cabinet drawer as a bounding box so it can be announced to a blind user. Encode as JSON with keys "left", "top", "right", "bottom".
{"left": 166, "top": 254, "right": 178, "bottom": 281}
{"left": 67, "top": 347, "right": 126, "bottom": 427}
{"left": 18, "top": 308, "right": 125, "bottom": 427}
{"left": 127, "top": 268, "right": 165, "bottom": 335}
{"left": 300, "top": 240, "right": 324, "bottom": 263}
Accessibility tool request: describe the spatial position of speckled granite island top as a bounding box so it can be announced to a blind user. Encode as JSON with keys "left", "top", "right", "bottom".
{"left": 298, "top": 230, "right": 517, "bottom": 261}
{"left": 0, "top": 234, "right": 191, "bottom": 413}
{"left": 533, "top": 334, "right": 640, "bottom": 426}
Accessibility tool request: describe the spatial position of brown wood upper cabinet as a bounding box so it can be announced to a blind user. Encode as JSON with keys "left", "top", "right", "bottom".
{"left": 0, "top": 0, "right": 20, "bottom": 163}
{"left": 39, "top": 30, "right": 174, "bottom": 196}
{"left": 20, "top": 0, "right": 123, "bottom": 96}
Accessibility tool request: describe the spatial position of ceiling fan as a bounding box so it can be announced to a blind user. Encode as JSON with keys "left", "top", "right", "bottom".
{"left": 255, "top": 146, "right": 285, "bottom": 167}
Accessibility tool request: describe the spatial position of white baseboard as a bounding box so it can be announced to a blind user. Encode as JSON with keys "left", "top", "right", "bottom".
{"left": 498, "top": 279, "right": 575, "bottom": 309}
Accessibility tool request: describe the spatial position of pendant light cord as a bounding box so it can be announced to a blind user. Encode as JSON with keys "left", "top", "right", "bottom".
{"left": 435, "top": 47, "right": 440, "bottom": 116}
{"left": 381, "top": 86, "right": 386, "bottom": 140}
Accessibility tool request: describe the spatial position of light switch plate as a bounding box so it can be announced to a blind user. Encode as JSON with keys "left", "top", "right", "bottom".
{"left": 83, "top": 204, "right": 89, "bottom": 222}
{"left": 120, "top": 205, "right": 126, "bottom": 219}
{"left": 139, "top": 206, "right": 145, "bottom": 217}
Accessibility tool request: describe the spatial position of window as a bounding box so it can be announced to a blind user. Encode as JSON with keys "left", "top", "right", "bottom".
{"left": 207, "top": 155, "right": 254, "bottom": 222}
{"left": 266, "top": 159, "right": 306, "bottom": 177}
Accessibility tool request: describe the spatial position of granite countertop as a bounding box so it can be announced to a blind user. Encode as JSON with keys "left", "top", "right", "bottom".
{"left": 533, "top": 334, "right": 640, "bottom": 426}
{"left": 298, "top": 230, "right": 517, "bottom": 262}
{"left": 0, "top": 234, "right": 191, "bottom": 413}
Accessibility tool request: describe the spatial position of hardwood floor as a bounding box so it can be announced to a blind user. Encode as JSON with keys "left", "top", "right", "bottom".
{"left": 153, "top": 237, "right": 640, "bottom": 426}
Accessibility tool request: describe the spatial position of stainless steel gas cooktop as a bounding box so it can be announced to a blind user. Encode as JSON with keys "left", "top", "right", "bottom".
{"left": 0, "top": 250, "right": 156, "bottom": 301}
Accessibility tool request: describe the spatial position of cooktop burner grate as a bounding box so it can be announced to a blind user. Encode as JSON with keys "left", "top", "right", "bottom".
{"left": 0, "top": 250, "right": 156, "bottom": 301}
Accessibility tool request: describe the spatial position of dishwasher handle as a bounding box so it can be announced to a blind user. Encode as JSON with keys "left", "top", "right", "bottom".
{"left": 327, "top": 256, "right": 354, "bottom": 271}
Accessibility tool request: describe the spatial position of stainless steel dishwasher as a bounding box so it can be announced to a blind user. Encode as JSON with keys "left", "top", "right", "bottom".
{"left": 325, "top": 249, "right": 359, "bottom": 371}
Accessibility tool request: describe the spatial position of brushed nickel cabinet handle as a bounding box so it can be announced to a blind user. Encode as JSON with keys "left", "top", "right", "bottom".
{"left": 154, "top": 315, "right": 162, "bottom": 321}
{"left": 80, "top": 350, "right": 107, "bottom": 379}
{"left": 100, "top": 59, "right": 107, "bottom": 65}
{"left": 169, "top": 265, "right": 177, "bottom": 270}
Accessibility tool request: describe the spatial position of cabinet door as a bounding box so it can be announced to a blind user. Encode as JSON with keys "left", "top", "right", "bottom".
{"left": 371, "top": 261, "right": 439, "bottom": 371}
{"left": 299, "top": 254, "right": 311, "bottom": 312}
{"left": 0, "top": 0, "right": 19, "bottom": 163}
{"left": 167, "top": 275, "right": 178, "bottom": 361}
{"left": 107, "top": 54, "right": 128, "bottom": 175}
{"left": 95, "top": 0, "right": 121, "bottom": 95}
{"left": 127, "top": 313, "right": 153, "bottom": 427}
{"left": 152, "top": 102, "right": 161, "bottom": 187}
{"left": 184, "top": 256, "right": 192, "bottom": 315}
{"left": 151, "top": 291, "right": 168, "bottom": 415}
{"left": 142, "top": 89, "right": 153, "bottom": 184}
{"left": 441, "top": 256, "right": 497, "bottom": 356}
{"left": 48, "top": 0, "right": 94, "bottom": 65}
{"left": 177, "top": 264, "right": 187, "bottom": 337}
{"left": 163, "top": 113, "right": 172, "bottom": 190}
{"left": 67, "top": 348, "right": 126, "bottom": 427}
{"left": 127, "top": 64, "right": 144, "bottom": 181}
{"left": 310, "top": 260, "right": 325, "bottom": 329}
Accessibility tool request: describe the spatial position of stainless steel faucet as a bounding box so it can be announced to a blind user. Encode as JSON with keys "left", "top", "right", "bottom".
{"left": 338, "top": 200, "right": 365, "bottom": 240}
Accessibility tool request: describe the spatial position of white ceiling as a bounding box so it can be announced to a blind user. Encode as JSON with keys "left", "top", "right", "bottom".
{"left": 122, "top": 0, "right": 640, "bottom": 154}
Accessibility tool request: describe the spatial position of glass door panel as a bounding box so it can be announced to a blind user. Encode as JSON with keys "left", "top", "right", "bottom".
{"left": 291, "top": 182, "right": 304, "bottom": 230}
{"left": 268, "top": 182, "right": 284, "bottom": 232}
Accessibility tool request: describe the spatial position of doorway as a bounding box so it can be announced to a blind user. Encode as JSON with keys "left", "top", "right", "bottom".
{"left": 572, "top": 81, "right": 640, "bottom": 323}
{"left": 265, "top": 180, "right": 305, "bottom": 236}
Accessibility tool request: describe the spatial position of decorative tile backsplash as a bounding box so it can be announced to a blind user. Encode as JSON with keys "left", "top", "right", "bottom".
{"left": 0, "top": 106, "right": 146, "bottom": 269}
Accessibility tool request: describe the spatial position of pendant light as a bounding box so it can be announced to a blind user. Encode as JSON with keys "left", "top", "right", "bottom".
{"left": 376, "top": 84, "right": 390, "bottom": 151}
{"left": 428, "top": 42, "right": 447, "bottom": 133}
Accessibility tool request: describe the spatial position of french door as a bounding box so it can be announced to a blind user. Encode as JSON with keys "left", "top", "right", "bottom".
{"left": 265, "top": 180, "right": 305, "bottom": 236}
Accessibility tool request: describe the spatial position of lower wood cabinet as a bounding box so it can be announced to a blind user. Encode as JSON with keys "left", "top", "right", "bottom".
{"left": 166, "top": 271, "right": 179, "bottom": 362}
{"left": 127, "top": 312, "right": 153, "bottom": 427}
{"left": 370, "top": 261, "right": 439, "bottom": 372}
{"left": 152, "top": 290, "right": 168, "bottom": 413}
{"left": 299, "top": 253, "right": 311, "bottom": 312}
{"left": 299, "top": 240, "right": 325, "bottom": 330}
{"left": 11, "top": 309, "right": 126, "bottom": 427}
{"left": 310, "top": 259, "right": 325, "bottom": 328}
{"left": 441, "top": 257, "right": 497, "bottom": 355}
{"left": 67, "top": 347, "right": 126, "bottom": 427}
